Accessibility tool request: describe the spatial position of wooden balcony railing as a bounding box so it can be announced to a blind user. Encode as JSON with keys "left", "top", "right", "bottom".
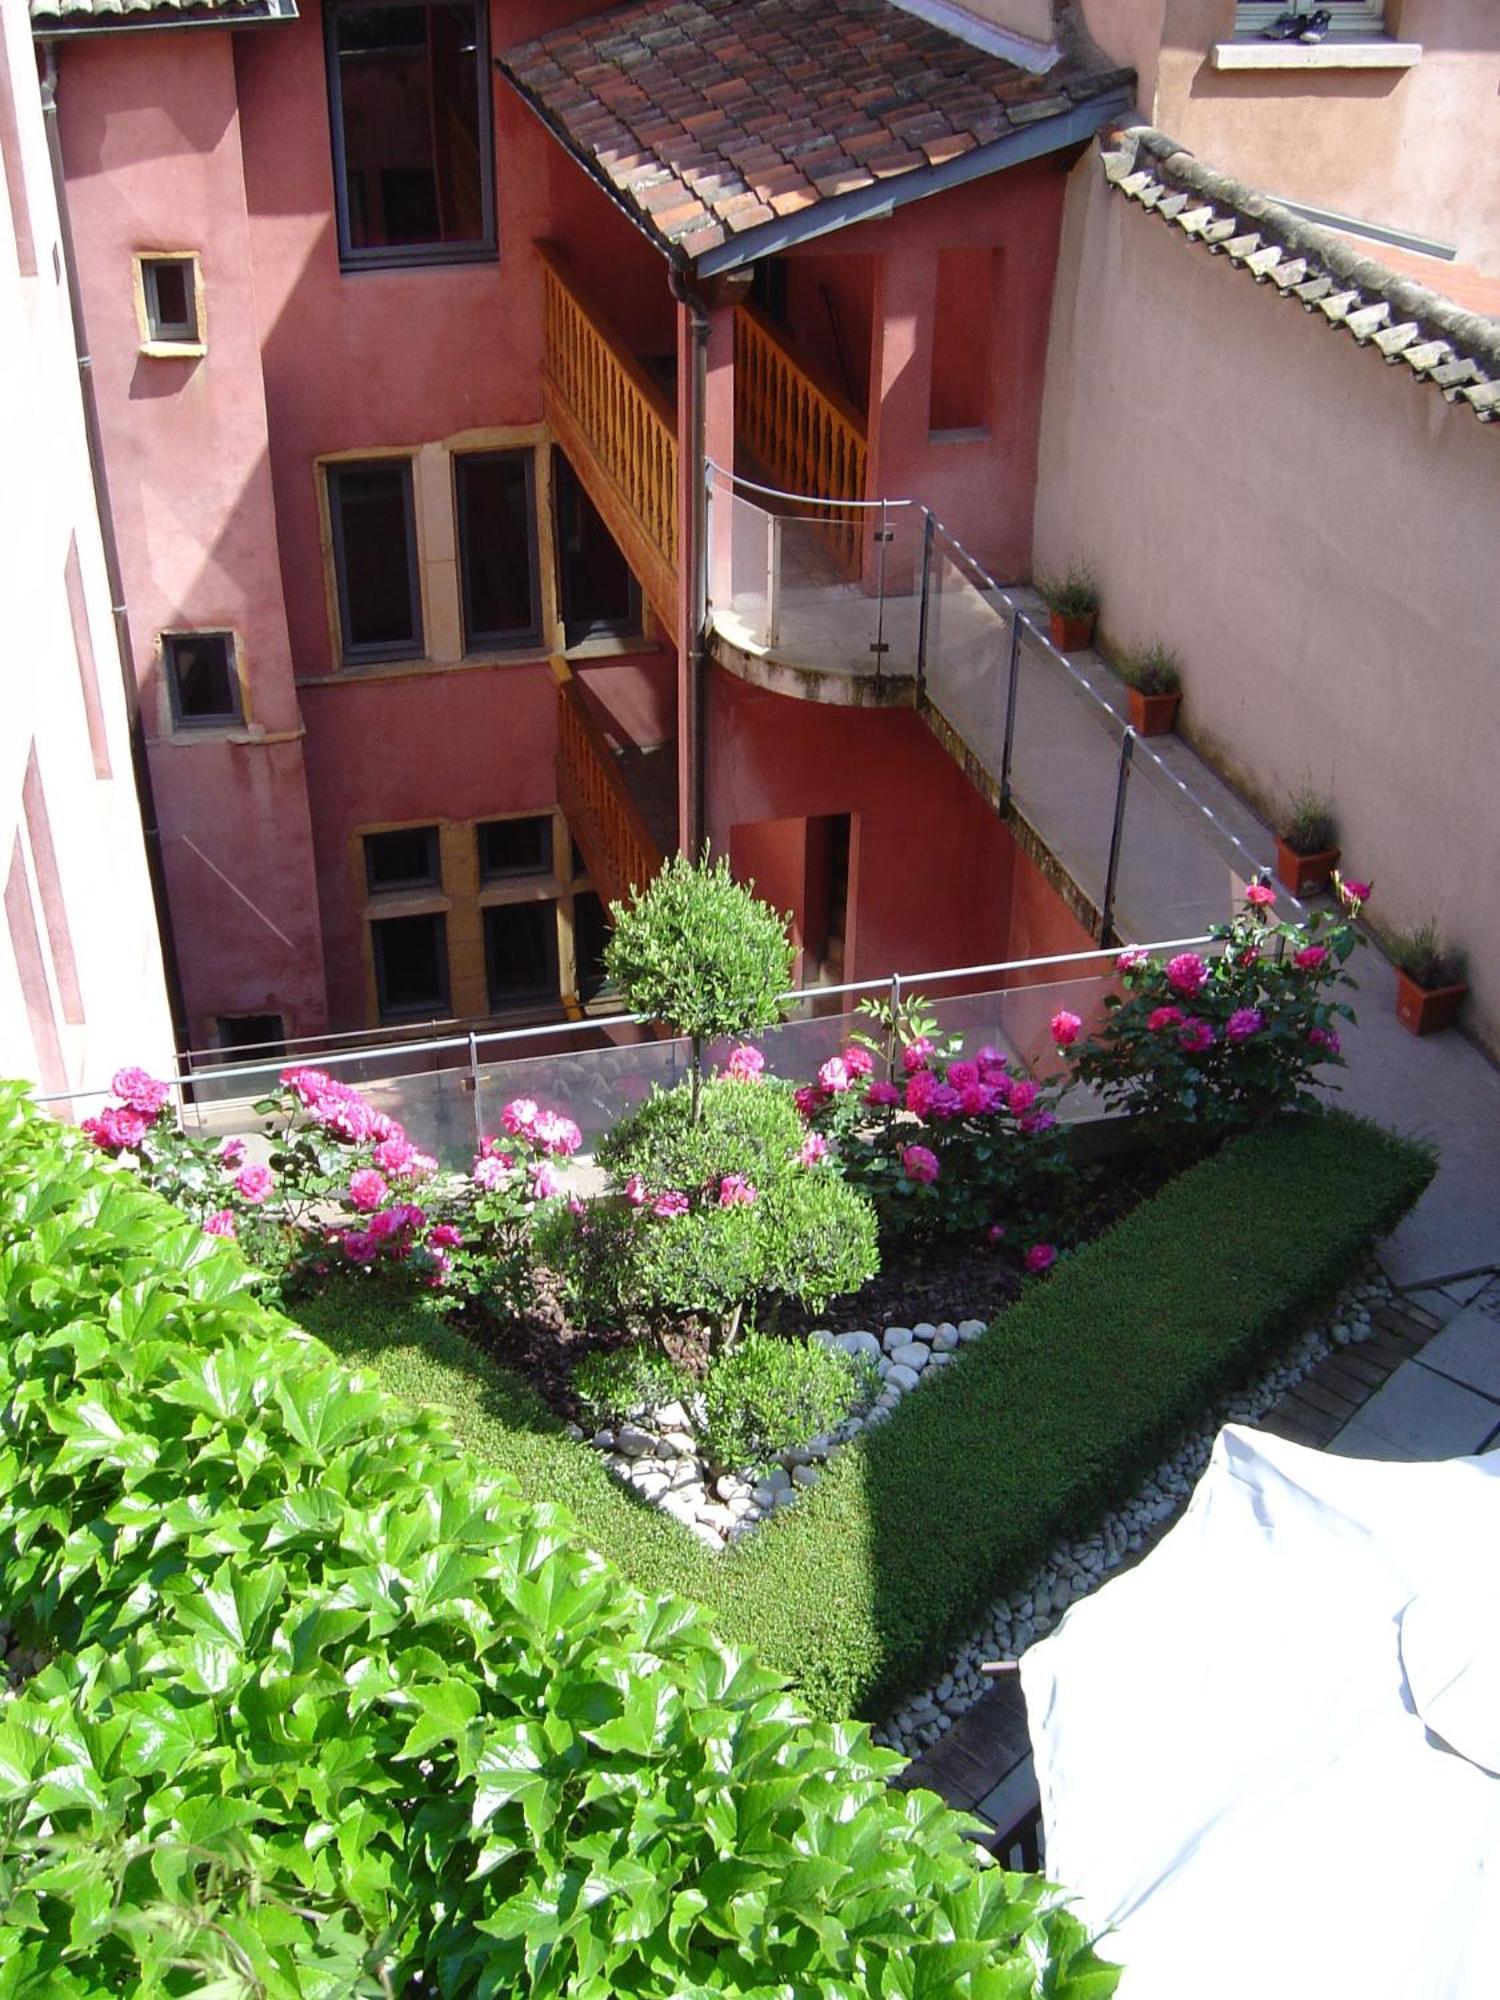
{"left": 553, "top": 659, "right": 665, "bottom": 914}
{"left": 733, "top": 302, "right": 868, "bottom": 566}
{"left": 540, "top": 245, "right": 679, "bottom": 630}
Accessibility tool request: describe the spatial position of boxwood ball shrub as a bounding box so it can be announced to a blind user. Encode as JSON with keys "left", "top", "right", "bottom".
{"left": 699, "top": 1331, "right": 865, "bottom": 1475}
{"left": 0, "top": 1082, "right": 1118, "bottom": 1997}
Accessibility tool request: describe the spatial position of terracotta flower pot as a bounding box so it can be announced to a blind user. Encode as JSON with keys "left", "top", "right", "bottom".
{"left": 1395, "top": 969, "right": 1468, "bottom": 1036}
{"left": 1128, "top": 687, "right": 1180, "bottom": 737}
{"left": 1274, "top": 837, "right": 1341, "bottom": 898}
{"left": 1049, "top": 609, "right": 1096, "bottom": 652}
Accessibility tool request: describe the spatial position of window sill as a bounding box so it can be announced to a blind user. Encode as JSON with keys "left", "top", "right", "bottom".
{"left": 928, "top": 426, "right": 990, "bottom": 446}
{"left": 364, "top": 890, "right": 451, "bottom": 920}
{"left": 1212, "top": 38, "right": 1421, "bottom": 69}
{"left": 562, "top": 632, "right": 652, "bottom": 662}
{"left": 140, "top": 339, "right": 206, "bottom": 360}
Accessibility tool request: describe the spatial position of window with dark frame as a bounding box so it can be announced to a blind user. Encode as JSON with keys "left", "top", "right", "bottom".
{"left": 365, "top": 825, "right": 441, "bottom": 893}
{"left": 573, "top": 890, "right": 612, "bottom": 1004}
{"left": 477, "top": 815, "right": 551, "bottom": 882}
{"left": 455, "top": 451, "right": 542, "bottom": 651}
{"left": 328, "top": 459, "right": 424, "bottom": 662}
{"left": 215, "top": 1013, "right": 286, "bottom": 1061}
{"left": 372, "top": 910, "right": 450, "bottom": 1020}
{"left": 553, "top": 449, "right": 642, "bottom": 646}
{"left": 164, "top": 632, "right": 241, "bottom": 728}
{"left": 325, "top": 0, "right": 495, "bottom": 269}
{"left": 483, "top": 899, "right": 557, "bottom": 1011}
{"left": 141, "top": 257, "right": 199, "bottom": 344}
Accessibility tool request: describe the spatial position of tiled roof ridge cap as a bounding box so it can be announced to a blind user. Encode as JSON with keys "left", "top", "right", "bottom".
{"left": 1115, "top": 124, "right": 1500, "bottom": 373}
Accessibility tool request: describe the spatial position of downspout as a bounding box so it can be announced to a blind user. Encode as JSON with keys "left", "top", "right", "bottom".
{"left": 39, "top": 43, "right": 190, "bottom": 1055}
{"left": 667, "top": 264, "right": 709, "bottom": 857}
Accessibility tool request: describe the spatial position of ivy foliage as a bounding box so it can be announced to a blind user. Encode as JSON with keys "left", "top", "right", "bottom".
{"left": 0, "top": 1083, "right": 1118, "bottom": 1998}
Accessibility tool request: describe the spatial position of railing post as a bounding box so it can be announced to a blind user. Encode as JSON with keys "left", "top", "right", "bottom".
{"left": 1100, "top": 727, "right": 1136, "bottom": 945}
{"left": 869, "top": 500, "right": 892, "bottom": 686}
{"left": 766, "top": 509, "right": 781, "bottom": 650}
{"left": 915, "top": 509, "right": 935, "bottom": 703}
{"left": 999, "top": 611, "right": 1023, "bottom": 810}
{"left": 467, "top": 1029, "right": 482, "bottom": 1153}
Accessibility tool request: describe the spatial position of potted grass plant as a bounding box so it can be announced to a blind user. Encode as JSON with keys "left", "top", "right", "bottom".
{"left": 1115, "top": 642, "right": 1182, "bottom": 736}
{"left": 1390, "top": 923, "right": 1468, "bottom": 1036}
{"left": 1274, "top": 789, "right": 1341, "bottom": 897}
{"left": 1037, "top": 564, "right": 1099, "bottom": 651}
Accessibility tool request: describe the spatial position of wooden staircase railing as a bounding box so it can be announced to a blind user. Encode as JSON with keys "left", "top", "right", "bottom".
{"left": 552, "top": 659, "right": 665, "bottom": 913}
{"left": 539, "top": 245, "right": 679, "bottom": 631}
{"left": 733, "top": 302, "right": 868, "bottom": 568}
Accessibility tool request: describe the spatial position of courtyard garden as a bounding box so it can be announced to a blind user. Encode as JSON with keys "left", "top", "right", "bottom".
{"left": 0, "top": 859, "right": 1433, "bottom": 1990}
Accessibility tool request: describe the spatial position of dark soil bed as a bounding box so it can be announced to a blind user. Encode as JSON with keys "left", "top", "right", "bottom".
{"left": 446, "top": 1138, "right": 1183, "bottom": 1428}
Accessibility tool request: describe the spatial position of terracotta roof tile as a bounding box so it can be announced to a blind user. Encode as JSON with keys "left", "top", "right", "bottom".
{"left": 31, "top": 0, "right": 289, "bottom": 24}
{"left": 1101, "top": 126, "right": 1500, "bottom": 427}
{"left": 499, "top": 0, "right": 1130, "bottom": 264}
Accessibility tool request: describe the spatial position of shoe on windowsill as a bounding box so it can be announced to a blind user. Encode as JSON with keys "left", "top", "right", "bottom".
{"left": 1298, "top": 9, "right": 1333, "bottom": 40}
{"left": 1261, "top": 10, "right": 1305, "bottom": 39}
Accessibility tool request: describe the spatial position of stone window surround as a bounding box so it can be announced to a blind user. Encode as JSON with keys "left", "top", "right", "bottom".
{"left": 313, "top": 426, "right": 654, "bottom": 682}
{"left": 1215, "top": 0, "right": 1420, "bottom": 69}
{"left": 132, "top": 250, "right": 206, "bottom": 360}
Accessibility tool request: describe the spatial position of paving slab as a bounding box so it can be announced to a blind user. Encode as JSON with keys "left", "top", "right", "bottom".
{"left": 1406, "top": 1286, "right": 1469, "bottom": 1327}
{"left": 1411, "top": 1305, "right": 1500, "bottom": 1400}
{"left": 975, "top": 1755, "right": 1036, "bottom": 1831}
{"left": 1327, "top": 1362, "right": 1500, "bottom": 1460}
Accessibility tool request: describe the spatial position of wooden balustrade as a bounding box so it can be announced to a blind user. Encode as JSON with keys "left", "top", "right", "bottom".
{"left": 733, "top": 302, "right": 868, "bottom": 568}
{"left": 539, "top": 245, "right": 679, "bottom": 630}
{"left": 553, "top": 660, "right": 664, "bottom": 915}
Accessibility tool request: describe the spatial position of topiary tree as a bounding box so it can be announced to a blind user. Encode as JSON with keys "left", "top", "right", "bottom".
{"left": 606, "top": 850, "right": 794, "bottom": 1121}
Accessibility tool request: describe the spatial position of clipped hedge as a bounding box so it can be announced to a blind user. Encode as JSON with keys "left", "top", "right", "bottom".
{"left": 311, "top": 1111, "right": 1432, "bottom": 1721}
{"left": 0, "top": 1084, "right": 1116, "bottom": 1997}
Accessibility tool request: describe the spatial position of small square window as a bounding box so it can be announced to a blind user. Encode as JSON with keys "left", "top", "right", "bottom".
{"left": 327, "top": 458, "right": 424, "bottom": 663}
{"left": 140, "top": 256, "right": 200, "bottom": 345}
{"left": 477, "top": 815, "right": 551, "bottom": 881}
{"left": 365, "top": 825, "right": 441, "bottom": 892}
{"left": 484, "top": 900, "right": 557, "bottom": 1010}
{"left": 373, "top": 910, "right": 450, "bottom": 1020}
{"left": 164, "top": 631, "right": 241, "bottom": 728}
{"left": 215, "top": 1013, "right": 286, "bottom": 1060}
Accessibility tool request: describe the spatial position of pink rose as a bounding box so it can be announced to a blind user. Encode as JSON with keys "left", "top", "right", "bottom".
{"left": 1245, "top": 882, "right": 1276, "bottom": 909}
{"left": 202, "top": 1209, "right": 237, "bottom": 1239}
{"left": 405, "top": 1150, "right": 438, "bottom": 1182}
{"left": 1025, "top": 1243, "right": 1057, "bottom": 1274}
{"left": 1021, "top": 1110, "right": 1057, "bottom": 1135}
{"left": 947, "top": 1060, "right": 978, "bottom": 1091}
{"left": 1007, "top": 1079, "right": 1039, "bottom": 1116}
{"left": 818, "top": 1055, "right": 852, "bottom": 1094}
{"left": 959, "top": 1081, "right": 995, "bottom": 1117}
{"left": 472, "top": 1153, "right": 511, "bottom": 1192}
{"left": 1294, "top": 945, "right": 1329, "bottom": 971}
{"left": 901, "top": 1038, "right": 934, "bottom": 1075}
{"left": 976, "top": 1045, "right": 1008, "bottom": 1072}
{"left": 235, "top": 1162, "right": 274, "bottom": 1206}
{"left": 216, "top": 1136, "right": 245, "bottom": 1169}
{"left": 1226, "top": 1008, "right": 1265, "bottom": 1043}
{"left": 1178, "top": 1019, "right": 1215, "bottom": 1054}
{"left": 530, "top": 1162, "right": 562, "bottom": 1201}
{"left": 651, "top": 1189, "right": 690, "bottom": 1219}
{"left": 1166, "top": 952, "right": 1209, "bottom": 997}
{"left": 902, "top": 1144, "right": 940, "bottom": 1186}
{"left": 865, "top": 1079, "right": 900, "bottom": 1107}
{"left": 372, "top": 1135, "right": 416, "bottom": 1177}
{"left": 111, "top": 1067, "right": 169, "bottom": 1118}
{"left": 1116, "top": 948, "right": 1149, "bottom": 973}
{"left": 1308, "top": 1025, "right": 1342, "bottom": 1056}
{"left": 348, "top": 1167, "right": 388, "bottom": 1213}
{"left": 798, "top": 1132, "right": 829, "bottom": 1166}
{"left": 793, "top": 1085, "right": 827, "bottom": 1118}
{"left": 841, "top": 1045, "right": 874, "bottom": 1078}
{"left": 927, "top": 1083, "right": 962, "bottom": 1121}
{"left": 724, "top": 1044, "right": 765, "bottom": 1082}
{"left": 1147, "top": 1005, "right": 1184, "bottom": 1033}
{"left": 281, "top": 1066, "right": 334, "bottom": 1107}
{"left": 82, "top": 1105, "right": 149, "bottom": 1155}
{"left": 624, "top": 1173, "right": 649, "bottom": 1206}
{"left": 428, "top": 1223, "right": 463, "bottom": 1250}
{"left": 905, "top": 1070, "right": 937, "bottom": 1117}
{"left": 533, "top": 1110, "right": 582, "bottom": 1157}
{"left": 1339, "top": 878, "right": 1372, "bottom": 910}
{"left": 341, "top": 1229, "right": 377, "bottom": 1264}
{"left": 718, "top": 1173, "right": 758, "bottom": 1207}
{"left": 1050, "top": 1009, "right": 1083, "bottom": 1049}
{"left": 501, "top": 1098, "right": 539, "bottom": 1137}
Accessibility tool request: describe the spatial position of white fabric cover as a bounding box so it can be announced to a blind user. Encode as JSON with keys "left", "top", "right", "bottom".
{"left": 1021, "top": 1425, "right": 1500, "bottom": 1999}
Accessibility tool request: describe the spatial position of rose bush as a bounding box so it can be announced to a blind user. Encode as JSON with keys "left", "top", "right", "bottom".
{"left": 1070, "top": 878, "right": 1363, "bottom": 1138}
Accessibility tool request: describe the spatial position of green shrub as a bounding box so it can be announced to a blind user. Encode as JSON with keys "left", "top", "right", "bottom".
{"left": 556, "top": 1077, "right": 879, "bottom": 1343}
{"left": 1035, "top": 562, "right": 1097, "bottom": 616}
{"left": 0, "top": 1083, "right": 1116, "bottom": 1997}
{"left": 699, "top": 1332, "right": 864, "bottom": 1474}
{"left": 1389, "top": 920, "right": 1467, "bottom": 990}
{"left": 1278, "top": 786, "right": 1338, "bottom": 855}
{"left": 605, "top": 851, "right": 794, "bottom": 1116}
{"left": 319, "top": 1108, "right": 1432, "bottom": 1724}
{"left": 572, "top": 1341, "right": 688, "bottom": 1426}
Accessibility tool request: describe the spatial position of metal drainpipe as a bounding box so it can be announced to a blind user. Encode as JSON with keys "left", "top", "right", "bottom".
{"left": 39, "top": 43, "right": 190, "bottom": 1055}
{"left": 667, "top": 263, "right": 709, "bottom": 857}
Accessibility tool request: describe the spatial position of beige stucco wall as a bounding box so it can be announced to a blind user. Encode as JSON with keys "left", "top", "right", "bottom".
{"left": 0, "top": 3, "right": 175, "bottom": 1102}
{"left": 1033, "top": 154, "right": 1500, "bottom": 1053}
{"left": 1077, "top": 0, "right": 1500, "bottom": 273}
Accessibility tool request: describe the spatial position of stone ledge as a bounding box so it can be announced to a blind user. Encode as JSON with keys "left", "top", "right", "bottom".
{"left": 1211, "top": 39, "right": 1421, "bottom": 70}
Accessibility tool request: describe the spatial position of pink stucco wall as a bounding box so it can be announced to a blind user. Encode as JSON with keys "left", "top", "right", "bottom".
{"left": 1080, "top": 0, "right": 1500, "bottom": 272}
{"left": 1034, "top": 154, "right": 1500, "bottom": 1052}
{"left": 55, "top": 28, "right": 327, "bottom": 1048}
